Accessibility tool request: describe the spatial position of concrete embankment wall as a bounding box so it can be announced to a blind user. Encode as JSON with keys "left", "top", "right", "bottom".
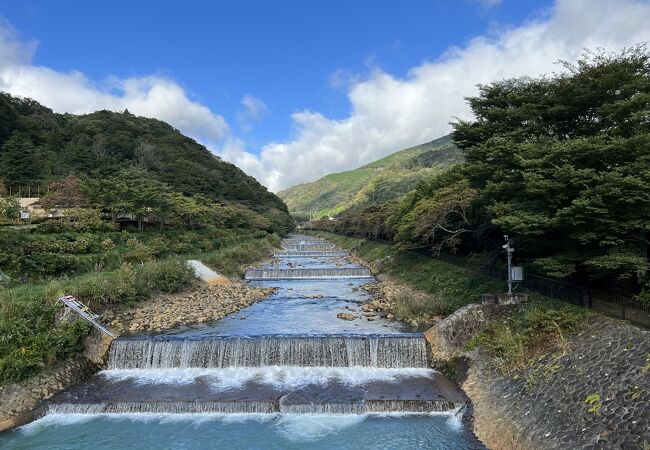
{"left": 425, "top": 306, "right": 650, "bottom": 450}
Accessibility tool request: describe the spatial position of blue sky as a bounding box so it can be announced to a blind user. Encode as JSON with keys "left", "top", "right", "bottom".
{"left": 2, "top": 0, "right": 549, "bottom": 145}
{"left": 1, "top": 0, "right": 649, "bottom": 190}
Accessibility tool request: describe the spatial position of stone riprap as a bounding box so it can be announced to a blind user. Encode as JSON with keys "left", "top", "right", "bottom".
{"left": 464, "top": 317, "right": 649, "bottom": 450}
{"left": 0, "top": 357, "right": 97, "bottom": 432}
{"left": 424, "top": 304, "right": 501, "bottom": 361}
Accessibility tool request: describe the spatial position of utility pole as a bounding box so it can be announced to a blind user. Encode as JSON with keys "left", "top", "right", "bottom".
{"left": 503, "top": 235, "right": 514, "bottom": 295}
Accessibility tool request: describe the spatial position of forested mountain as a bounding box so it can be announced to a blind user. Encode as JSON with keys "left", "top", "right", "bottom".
{"left": 0, "top": 93, "right": 292, "bottom": 232}
{"left": 278, "top": 134, "right": 463, "bottom": 218}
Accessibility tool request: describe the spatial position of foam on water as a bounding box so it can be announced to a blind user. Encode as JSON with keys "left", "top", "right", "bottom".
{"left": 275, "top": 414, "right": 367, "bottom": 441}
{"left": 101, "top": 366, "right": 435, "bottom": 390}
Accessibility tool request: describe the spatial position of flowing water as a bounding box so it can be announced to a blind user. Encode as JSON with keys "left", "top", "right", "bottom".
{"left": 0, "top": 235, "right": 483, "bottom": 449}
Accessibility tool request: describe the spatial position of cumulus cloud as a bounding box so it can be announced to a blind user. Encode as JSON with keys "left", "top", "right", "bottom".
{"left": 237, "top": 95, "right": 268, "bottom": 132}
{"left": 0, "top": 21, "right": 229, "bottom": 142}
{"left": 217, "top": 0, "right": 650, "bottom": 192}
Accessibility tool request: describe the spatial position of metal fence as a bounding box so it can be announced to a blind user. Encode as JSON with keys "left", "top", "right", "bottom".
{"left": 457, "top": 255, "right": 650, "bottom": 329}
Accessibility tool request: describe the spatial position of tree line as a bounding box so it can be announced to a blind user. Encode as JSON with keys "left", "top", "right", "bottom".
{"left": 1, "top": 170, "right": 275, "bottom": 233}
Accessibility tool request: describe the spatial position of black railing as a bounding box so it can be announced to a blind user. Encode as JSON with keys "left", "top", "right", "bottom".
{"left": 435, "top": 248, "right": 649, "bottom": 328}
{"left": 470, "top": 261, "right": 650, "bottom": 329}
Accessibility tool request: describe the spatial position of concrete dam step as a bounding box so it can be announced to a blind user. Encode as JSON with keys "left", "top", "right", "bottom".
{"left": 282, "top": 238, "right": 328, "bottom": 244}
{"left": 244, "top": 267, "right": 372, "bottom": 279}
{"left": 47, "top": 373, "right": 462, "bottom": 414}
{"left": 283, "top": 244, "right": 336, "bottom": 251}
{"left": 107, "top": 334, "right": 430, "bottom": 369}
{"left": 274, "top": 251, "right": 350, "bottom": 258}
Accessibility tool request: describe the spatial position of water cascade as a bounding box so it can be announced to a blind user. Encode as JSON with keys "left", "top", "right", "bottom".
{"left": 283, "top": 244, "right": 336, "bottom": 251}
{"left": 245, "top": 267, "right": 371, "bottom": 280}
{"left": 107, "top": 334, "right": 429, "bottom": 369}
{"left": 273, "top": 250, "right": 349, "bottom": 258}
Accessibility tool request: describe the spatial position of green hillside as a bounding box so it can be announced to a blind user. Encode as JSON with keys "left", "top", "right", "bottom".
{"left": 278, "top": 134, "right": 462, "bottom": 218}
{"left": 0, "top": 93, "right": 292, "bottom": 232}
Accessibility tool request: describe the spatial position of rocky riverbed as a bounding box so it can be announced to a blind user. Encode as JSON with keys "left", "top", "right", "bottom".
{"left": 102, "top": 283, "right": 276, "bottom": 334}
{"left": 360, "top": 275, "right": 443, "bottom": 328}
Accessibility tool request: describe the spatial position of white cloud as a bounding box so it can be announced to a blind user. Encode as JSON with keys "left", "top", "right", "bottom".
{"left": 0, "top": 21, "right": 229, "bottom": 142}
{"left": 237, "top": 95, "right": 267, "bottom": 132}
{"left": 217, "top": 0, "right": 650, "bottom": 192}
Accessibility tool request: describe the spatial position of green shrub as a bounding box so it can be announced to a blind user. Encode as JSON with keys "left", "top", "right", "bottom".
{"left": 0, "top": 284, "right": 91, "bottom": 383}
{"left": 0, "top": 230, "right": 275, "bottom": 383}
{"left": 138, "top": 259, "right": 197, "bottom": 294}
{"left": 146, "top": 236, "right": 171, "bottom": 257}
{"left": 36, "top": 208, "right": 118, "bottom": 233}
{"left": 394, "top": 292, "right": 459, "bottom": 320}
{"left": 67, "top": 266, "right": 139, "bottom": 306}
{"left": 122, "top": 238, "right": 154, "bottom": 264}
{"left": 466, "top": 295, "right": 590, "bottom": 373}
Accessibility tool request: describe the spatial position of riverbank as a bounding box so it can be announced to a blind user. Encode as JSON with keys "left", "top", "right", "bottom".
{"left": 2, "top": 233, "right": 486, "bottom": 449}
{"left": 102, "top": 284, "right": 275, "bottom": 334}
{"left": 309, "top": 231, "right": 649, "bottom": 450}
{"left": 0, "top": 236, "right": 281, "bottom": 433}
{"left": 462, "top": 316, "right": 649, "bottom": 449}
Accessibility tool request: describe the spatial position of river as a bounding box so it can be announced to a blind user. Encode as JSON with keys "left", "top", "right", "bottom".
{"left": 0, "top": 235, "right": 483, "bottom": 449}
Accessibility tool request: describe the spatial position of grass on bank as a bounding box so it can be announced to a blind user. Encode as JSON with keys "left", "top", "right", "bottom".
{"left": 466, "top": 294, "right": 590, "bottom": 373}
{"left": 310, "top": 231, "right": 591, "bottom": 373}
{"left": 0, "top": 226, "right": 270, "bottom": 285}
{"left": 309, "top": 231, "right": 503, "bottom": 316}
{"left": 0, "top": 232, "right": 280, "bottom": 384}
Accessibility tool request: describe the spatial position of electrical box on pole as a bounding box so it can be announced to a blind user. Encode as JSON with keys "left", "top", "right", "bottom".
{"left": 510, "top": 266, "right": 524, "bottom": 282}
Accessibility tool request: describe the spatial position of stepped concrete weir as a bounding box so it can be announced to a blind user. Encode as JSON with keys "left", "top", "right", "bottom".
{"left": 244, "top": 267, "right": 372, "bottom": 280}
{"left": 273, "top": 250, "right": 349, "bottom": 258}
{"left": 107, "top": 334, "right": 429, "bottom": 369}
{"left": 46, "top": 371, "right": 463, "bottom": 415}
{"left": 283, "top": 238, "right": 328, "bottom": 245}
{"left": 283, "top": 244, "right": 336, "bottom": 251}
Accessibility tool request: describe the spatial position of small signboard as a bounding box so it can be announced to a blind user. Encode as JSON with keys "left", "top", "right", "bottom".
{"left": 20, "top": 211, "right": 30, "bottom": 220}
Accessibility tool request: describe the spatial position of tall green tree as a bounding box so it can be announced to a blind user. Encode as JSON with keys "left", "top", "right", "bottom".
{"left": 0, "top": 132, "right": 40, "bottom": 189}
{"left": 453, "top": 46, "right": 650, "bottom": 281}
